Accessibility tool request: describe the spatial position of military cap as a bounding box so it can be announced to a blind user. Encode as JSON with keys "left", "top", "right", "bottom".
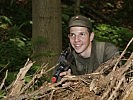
{"left": 68, "top": 15, "right": 92, "bottom": 31}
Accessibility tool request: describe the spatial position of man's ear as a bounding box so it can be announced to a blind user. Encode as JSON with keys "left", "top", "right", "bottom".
{"left": 90, "top": 32, "right": 94, "bottom": 42}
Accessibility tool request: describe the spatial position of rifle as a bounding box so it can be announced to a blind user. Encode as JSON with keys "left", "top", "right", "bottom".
{"left": 51, "top": 48, "right": 74, "bottom": 83}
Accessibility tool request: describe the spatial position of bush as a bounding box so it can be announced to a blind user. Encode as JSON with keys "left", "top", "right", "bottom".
{"left": 0, "top": 16, "right": 32, "bottom": 84}
{"left": 94, "top": 24, "right": 133, "bottom": 52}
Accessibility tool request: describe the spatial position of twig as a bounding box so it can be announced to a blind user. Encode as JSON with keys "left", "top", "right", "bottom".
{"left": 108, "top": 76, "right": 125, "bottom": 100}
{"left": 9, "top": 59, "right": 34, "bottom": 96}
{"left": 122, "top": 81, "right": 133, "bottom": 100}
{"left": 101, "top": 88, "right": 111, "bottom": 100}
{"left": 0, "top": 62, "right": 9, "bottom": 73}
{"left": 101, "top": 52, "right": 133, "bottom": 100}
{"left": 20, "top": 63, "right": 59, "bottom": 94}
{"left": 20, "top": 63, "right": 49, "bottom": 94}
{"left": 113, "top": 37, "right": 133, "bottom": 71}
{"left": 49, "top": 90, "right": 55, "bottom": 100}
{"left": 0, "top": 70, "right": 8, "bottom": 90}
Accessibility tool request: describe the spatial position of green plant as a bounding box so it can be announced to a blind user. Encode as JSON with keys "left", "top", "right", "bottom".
{"left": 0, "top": 16, "right": 32, "bottom": 85}
{"left": 94, "top": 24, "right": 133, "bottom": 52}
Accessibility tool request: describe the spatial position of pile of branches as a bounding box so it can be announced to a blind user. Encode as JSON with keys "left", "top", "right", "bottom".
{"left": 1, "top": 38, "right": 133, "bottom": 100}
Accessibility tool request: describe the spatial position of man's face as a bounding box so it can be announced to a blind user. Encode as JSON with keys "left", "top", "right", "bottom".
{"left": 68, "top": 27, "right": 93, "bottom": 55}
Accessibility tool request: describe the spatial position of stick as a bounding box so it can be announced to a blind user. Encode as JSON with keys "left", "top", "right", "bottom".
{"left": 0, "top": 70, "right": 8, "bottom": 90}
{"left": 113, "top": 37, "right": 133, "bottom": 71}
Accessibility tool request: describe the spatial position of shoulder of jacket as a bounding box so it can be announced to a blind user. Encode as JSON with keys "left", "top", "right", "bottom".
{"left": 95, "top": 41, "right": 106, "bottom": 64}
{"left": 95, "top": 41, "right": 106, "bottom": 49}
{"left": 95, "top": 41, "right": 106, "bottom": 44}
{"left": 96, "top": 41, "right": 116, "bottom": 48}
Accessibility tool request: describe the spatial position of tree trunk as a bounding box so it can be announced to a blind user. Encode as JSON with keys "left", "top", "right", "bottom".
{"left": 74, "top": 0, "right": 81, "bottom": 15}
{"left": 32, "top": 0, "right": 62, "bottom": 67}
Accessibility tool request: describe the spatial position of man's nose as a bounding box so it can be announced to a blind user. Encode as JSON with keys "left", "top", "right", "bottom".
{"left": 74, "top": 35, "right": 80, "bottom": 42}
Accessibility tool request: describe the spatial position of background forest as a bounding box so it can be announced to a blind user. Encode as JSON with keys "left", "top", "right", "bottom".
{"left": 0, "top": 0, "right": 133, "bottom": 98}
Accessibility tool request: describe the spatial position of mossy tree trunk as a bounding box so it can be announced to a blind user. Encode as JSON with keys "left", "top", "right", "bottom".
{"left": 32, "top": 0, "right": 62, "bottom": 67}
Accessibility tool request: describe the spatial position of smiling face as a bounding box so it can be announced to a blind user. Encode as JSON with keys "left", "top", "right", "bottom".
{"left": 68, "top": 26, "right": 94, "bottom": 57}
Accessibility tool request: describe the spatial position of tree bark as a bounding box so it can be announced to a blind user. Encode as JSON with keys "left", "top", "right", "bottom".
{"left": 74, "top": 0, "right": 81, "bottom": 15}
{"left": 32, "top": 0, "right": 62, "bottom": 67}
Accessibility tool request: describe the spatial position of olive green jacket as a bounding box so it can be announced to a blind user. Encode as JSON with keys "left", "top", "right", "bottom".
{"left": 70, "top": 41, "right": 119, "bottom": 75}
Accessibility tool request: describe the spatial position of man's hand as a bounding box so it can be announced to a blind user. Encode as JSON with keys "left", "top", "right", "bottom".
{"left": 59, "top": 69, "right": 71, "bottom": 77}
{"left": 59, "top": 69, "right": 72, "bottom": 87}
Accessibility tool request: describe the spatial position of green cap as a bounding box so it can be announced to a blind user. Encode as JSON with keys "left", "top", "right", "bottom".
{"left": 69, "top": 15, "right": 92, "bottom": 31}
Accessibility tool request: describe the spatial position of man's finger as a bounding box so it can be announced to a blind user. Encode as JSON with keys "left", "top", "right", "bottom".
{"left": 67, "top": 69, "right": 71, "bottom": 75}
{"left": 60, "top": 71, "right": 67, "bottom": 76}
{"left": 59, "top": 69, "right": 71, "bottom": 76}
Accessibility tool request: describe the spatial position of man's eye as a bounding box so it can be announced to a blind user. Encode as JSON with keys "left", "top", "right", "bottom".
{"left": 69, "top": 33, "right": 75, "bottom": 37}
{"left": 79, "top": 32, "right": 86, "bottom": 36}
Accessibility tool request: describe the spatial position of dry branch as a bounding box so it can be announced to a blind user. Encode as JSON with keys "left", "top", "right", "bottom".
{"left": 8, "top": 59, "right": 34, "bottom": 96}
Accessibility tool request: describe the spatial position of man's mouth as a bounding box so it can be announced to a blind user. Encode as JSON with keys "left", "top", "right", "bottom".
{"left": 74, "top": 44, "right": 82, "bottom": 49}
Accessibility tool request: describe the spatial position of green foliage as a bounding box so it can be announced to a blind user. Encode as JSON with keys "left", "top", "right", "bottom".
{"left": 0, "top": 16, "right": 32, "bottom": 85}
{"left": 0, "top": 90, "right": 6, "bottom": 99}
{"left": 6, "top": 71, "right": 18, "bottom": 85}
{"left": 0, "top": 16, "right": 12, "bottom": 27}
{"left": 0, "top": 26, "right": 31, "bottom": 69}
{"left": 94, "top": 24, "right": 133, "bottom": 52}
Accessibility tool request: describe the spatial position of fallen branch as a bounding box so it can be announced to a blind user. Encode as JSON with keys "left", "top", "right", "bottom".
{"left": 8, "top": 59, "right": 34, "bottom": 96}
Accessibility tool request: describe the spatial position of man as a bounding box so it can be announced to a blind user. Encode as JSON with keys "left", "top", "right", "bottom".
{"left": 53, "top": 15, "right": 119, "bottom": 81}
